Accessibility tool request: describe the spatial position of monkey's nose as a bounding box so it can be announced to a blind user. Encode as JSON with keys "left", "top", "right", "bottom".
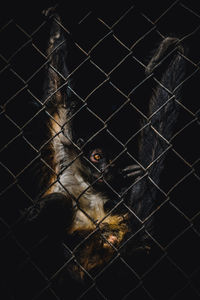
{"left": 101, "top": 167, "right": 110, "bottom": 175}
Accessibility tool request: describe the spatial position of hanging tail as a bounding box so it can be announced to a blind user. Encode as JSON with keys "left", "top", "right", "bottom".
{"left": 130, "top": 37, "right": 186, "bottom": 229}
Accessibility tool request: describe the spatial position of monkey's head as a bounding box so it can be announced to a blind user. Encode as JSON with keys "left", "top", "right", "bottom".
{"left": 76, "top": 136, "right": 121, "bottom": 188}
{"left": 87, "top": 147, "right": 114, "bottom": 184}
{"left": 82, "top": 147, "right": 117, "bottom": 188}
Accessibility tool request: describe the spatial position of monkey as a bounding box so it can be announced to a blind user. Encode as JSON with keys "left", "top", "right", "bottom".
{"left": 23, "top": 10, "right": 186, "bottom": 282}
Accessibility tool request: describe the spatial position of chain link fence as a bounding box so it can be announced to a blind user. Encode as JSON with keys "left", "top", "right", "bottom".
{"left": 1, "top": 1, "right": 200, "bottom": 299}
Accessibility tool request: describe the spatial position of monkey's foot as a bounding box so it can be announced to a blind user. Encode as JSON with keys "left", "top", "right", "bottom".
{"left": 102, "top": 234, "right": 119, "bottom": 248}
{"left": 100, "top": 216, "right": 129, "bottom": 248}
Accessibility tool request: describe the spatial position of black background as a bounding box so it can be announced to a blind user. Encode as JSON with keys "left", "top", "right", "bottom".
{"left": 0, "top": 1, "right": 200, "bottom": 299}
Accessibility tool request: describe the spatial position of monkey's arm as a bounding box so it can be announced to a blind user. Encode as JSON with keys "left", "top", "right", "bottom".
{"left": 127, "top": 37, "right": 185, "bottom": 221}
{"left": 141, "top": 37, "right": 185, "bottom": 181}
{"left": 23, "top": 193, "right": 74, "bottom": 240}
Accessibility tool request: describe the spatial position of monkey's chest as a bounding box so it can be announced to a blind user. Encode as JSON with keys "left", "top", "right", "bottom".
{"left": 70, "top": 194, "right": 107, "bottom": 232}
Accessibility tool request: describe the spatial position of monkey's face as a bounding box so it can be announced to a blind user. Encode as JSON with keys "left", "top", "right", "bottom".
{"left": 89, "top": 148, "right": 111, "bottom": 181}
{"left": 87, "top": 147, "right": 114, "bottom": 184}
{"left": 80, "top": 145, "right": 118, "bottom": 187}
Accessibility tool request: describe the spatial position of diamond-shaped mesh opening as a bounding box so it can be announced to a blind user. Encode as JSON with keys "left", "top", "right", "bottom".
{"left": 96, "top": 258, "right": 139, "bottom": 299}
{"left": 0, "top": 185, "right": 32, "bottom": 224}
{"left": 71, "top": 60, "right": 107, "bottom": 98}
{"left": 131, "top": 30, "right": 163, "bottom": 64}
{"left": 108, "top": 103, "right": 142, "bottom": 143}
{"left": 0, "top": 55, "right": 7, "bottom": 71}
{"left": 181, "top": 69, "right": 200, "bottom": 113}
{"left": 159, "top": 150, "right": 191, "bottom": 192}
{"left": 168, "top": 228, "right": 200, "bottom": 275}
{"left": 156, "top": 3, "right": 200, "bottom": 36}
{"left": 1, "top": 1, "right": 200, "bottom": 300}
{"left": 86, "top": 82, "right": 127, "bottom": 121}
{"left": 72, "top": 14, "right": 110, "bottom": 52}
{"left": 1, "top": 236, "right": 28, "bottom": 274}
{"left": 11, "top": 262, "right": 47, "bottom": 300}
{"left": 0, "top": 68, "right": 25, "bottom": 105}
{"left": 110, "top": 56, "right": 144, "bottom": 95}
{"left": 0, "top": 135, "right": 37, "bottom": 175}
{"left": 173, "top": 122, "right": 200, "bottom": 164}
{"left": 0, "top": 114, "right": 20, "bottom": 148}
{"left": 113, "top": 8, "right": 154, "bottom": 48}
{"left": 144, "top": 257, "right": 188, "bottom": 300}
{"left": 90, "top": 35, "right": 130, "bottom": 73}
{"left": 124, "top": 286, "right": 154, "bottom": 300}
{"left": 172, "top": 285, "right": 200, "bottom": 300}
{"left": 92, "top": 1, "right": 134, "bottom": 27}
{"left": 152, "top": 203, "right": 189, "bottom": 247}
{"left": 10, "top": 44, "right": 46, "bottom": 81}
{"left": 0, "top": 21, "right": 30, "bottom": 59}
{"left": 170, "top": 174, "right": 200, "bottom": 218}
{"left": 5, "top": 90, "right": 41, "bottom": 127}
{"left": 122, "top": 229, "right": 164, "bottom": 276}
{"left": 0, "top": 163, "right": 15, "bottom": 193}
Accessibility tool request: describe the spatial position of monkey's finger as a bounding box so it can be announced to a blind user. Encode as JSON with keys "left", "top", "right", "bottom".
{"left": 122, "top": 164, "right": 142, "bottom": 174}
{"left": 123, "top": 170, "right": 142, "bottom": 179}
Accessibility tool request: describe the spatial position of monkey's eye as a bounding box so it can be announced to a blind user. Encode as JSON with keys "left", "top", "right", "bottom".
{"left": 90, "top": 149, "right": 103, "bottom": 163}
{"left": 93, "top": 153, "right": 102, "bottom": 161}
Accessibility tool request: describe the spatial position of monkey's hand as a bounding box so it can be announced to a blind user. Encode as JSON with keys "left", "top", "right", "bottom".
{"left": 145, "top": 37, "right": 183, "bottom": 75}
{"left": 121, "top": 164, "right": 143, "bottom": 180}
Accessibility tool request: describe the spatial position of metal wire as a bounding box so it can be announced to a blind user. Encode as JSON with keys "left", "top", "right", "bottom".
{"left": 0, "top": 1, "right": 200, "bottom": 299}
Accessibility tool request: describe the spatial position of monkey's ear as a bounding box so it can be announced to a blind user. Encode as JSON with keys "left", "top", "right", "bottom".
{"left": 145, "top": 37, "right": 184, "bottom": 76}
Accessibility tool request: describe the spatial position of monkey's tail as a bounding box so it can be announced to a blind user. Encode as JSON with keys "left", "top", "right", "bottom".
{"left": 129, "top": 38, "right": 186, "bottom": 236}
{"left": 140, "top": 37, "right": 185, "bottom": 188}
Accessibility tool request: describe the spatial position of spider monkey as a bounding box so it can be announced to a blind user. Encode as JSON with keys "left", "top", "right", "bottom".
{"left": 24, "top": 10, "right": 186, "bottom": 281}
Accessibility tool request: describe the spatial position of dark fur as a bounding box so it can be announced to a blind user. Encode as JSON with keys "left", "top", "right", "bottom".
{"left": 24, "top": 11, "right": 185, "bottom": 281}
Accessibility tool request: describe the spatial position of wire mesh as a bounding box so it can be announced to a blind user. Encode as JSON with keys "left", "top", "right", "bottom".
{"left": 0, "top": 1, "right": 200, "bottom": 299}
